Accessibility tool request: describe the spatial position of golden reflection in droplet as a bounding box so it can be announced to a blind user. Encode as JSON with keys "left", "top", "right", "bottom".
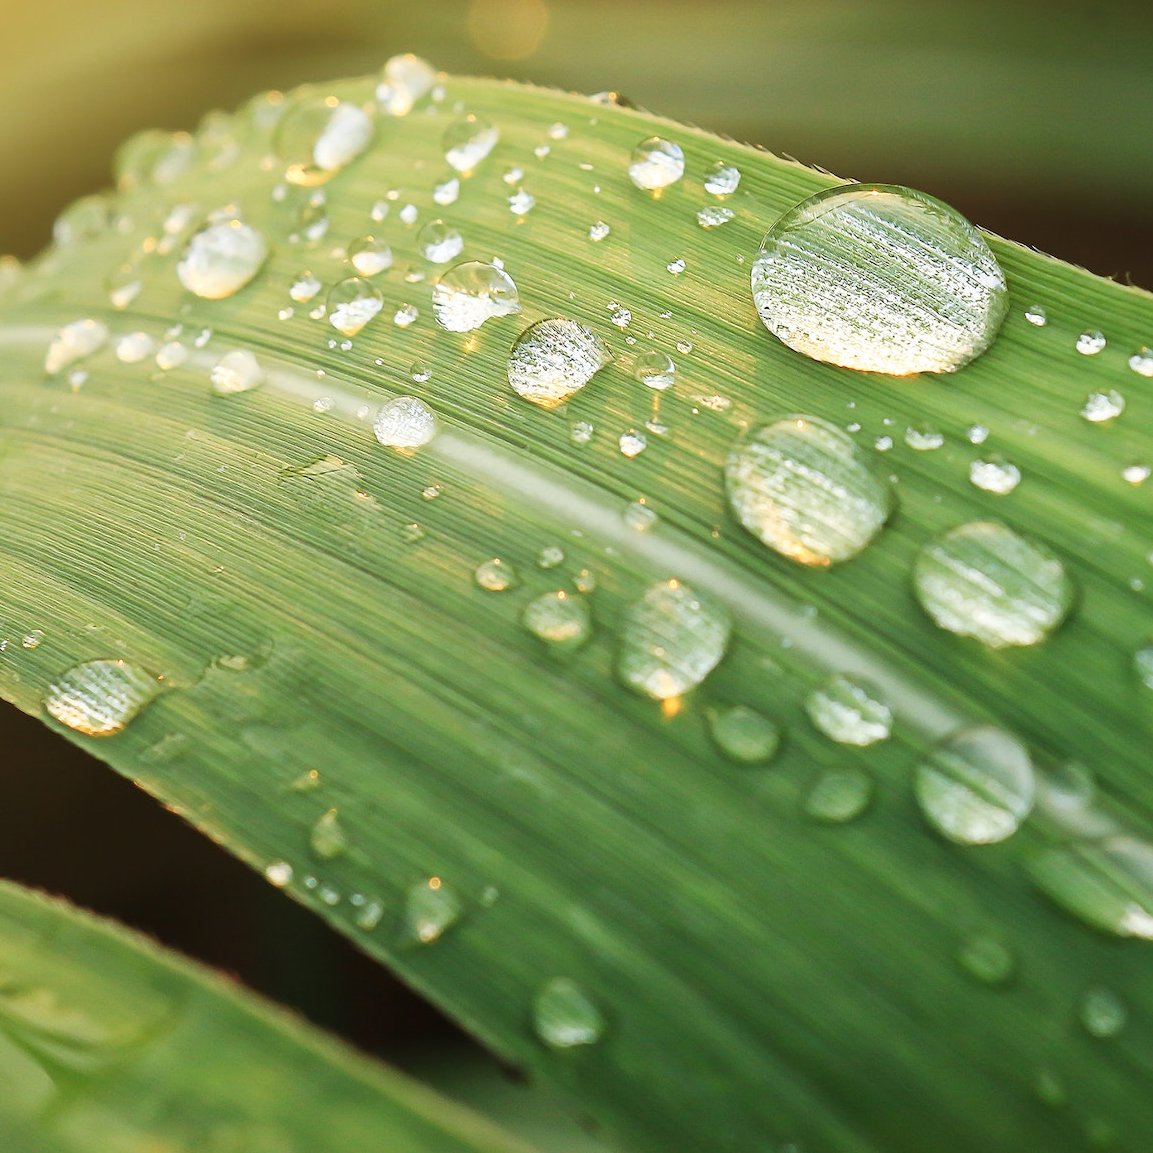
{"left": 467, "top": 0, "right": 549, "bottom": 60}
{"left": 660, "top": 696, "right": 684, "bottom": 720}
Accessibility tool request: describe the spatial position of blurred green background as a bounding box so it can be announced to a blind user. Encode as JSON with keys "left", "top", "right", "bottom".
{"left": 1, "top": 0, "right": 1151, "bottom": 1138}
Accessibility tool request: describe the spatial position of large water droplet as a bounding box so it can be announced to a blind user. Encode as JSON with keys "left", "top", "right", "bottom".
{"left": 327, "top": 276, "right": 383, "bottom": 335}
{"left": 431, "top": 261, "right": 520, "bottom": 332}
{"left": 915, "top": 726, "right": 1034, "bottom": 845}
{"left": 802, "top": 767, "right": 874, "bottom": 823}
{"left": 443, "top": 115, "right": 499, "bottom": 172}
{"left": 210, "top": 349, "right": 264, "bottom": 396}
{"left": 44, "top": 659, "right": 164, "bottom": 737}
{"left": 705, "top": 705, "right": 780, "bottom": 764}
{"left": 912, "top": 521, "right": 1074, "bottom": 648}
{"left": 474, "top": 557, "right": 517, "bottom": 592}
{"left": 45, "top": 319, "right": 108, "bottom": 374}
{"left": 618, "top": 579, "right": 731, "bottom": 700}
{"left": 804, "top": 675, "right": 891, "bottom": 746}
{"left": 372, "top": 396, "right": 437, "bottom": 448}
{"left": 532, "top": 977, "right": 605, "bottom": 1049}
{"left": 704, "top": 162, "right": 741, "bottom": 196}
{"left": 348, "top": 235, "right": 393, "bottom": 276}
{"left": 376, "top": 53, "right": 437, "bottom": 116}
{"left": 403, "top": 877, "right": 462, "bottom": 944}
{"left": 418, "top": 220, "right": 464, "bottom": 264}
{"left": 310, "top": 809, "right": 347, "bottom": 860}
{"left": 628, "top": 137, "right": 685, "bottom": 191}
{"left": 275, "top": 95, "right": 373, "bottom": 185}
{"left": 507, "top": 318, "right": 611, "bottom": 409}
{"left": 1080, "top": 390, "right": 1125, "bottom": 423}
{"left": 1029, "top": 837, "right": 1153, "bottom": 939}
{"left": 522, "top": 591, "right": 592, "bottom": 654}
{"left": 635, "top": 349, "right": 676, "bottom": 390}
{"left": 724, "top": 416, "right": 893, "bottom": 566}
{"left": 751, "top": 184, "right": 1007, "bottom": 374}
{"left": 177, "top": 220, "right": 268, "bottom": 300}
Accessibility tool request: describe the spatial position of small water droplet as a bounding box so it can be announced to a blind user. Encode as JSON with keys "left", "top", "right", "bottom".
{"left": 1024, "top": 304, "right": 1048, "bottom": 327}
{"left": 348, "top": 235, "right": 392, "bottom": 276}
{"left": 290, "top": 768, "right": 321, "bottom": 791}
{"left": 608, "top": 304, "right": 631, "bottom": 329}
{"left": 155, "top": 340, "right": 189, "bottom": 371}
{"left": 326, "top": 276, "right": 383, "bottom": 335}
{"left": 393, "top": 304, "right": 419, "bottom": 328}
{"left": 706, "top": 705, "right": 780, "bottom": 764}
{"left": 1134, "top": 644, "right": 1153, "bottom": 688}
{"left": 45, "top": 319, "right": 108, "bottom": 374}
{"left": 432, "top": 261, "right": 520, "bottom": 332}
{"left": 1080, "top": 390, "right": 1125, "bottom": 422}
{"left": 354, "top": 898, "right": 385, "bottom": 930}
{"left": 912, "top": 520, "right": 1073, "bottom": 648}
{"left": 507, "top": 318, "right": 611, "bottom": 408}
{"left": 628, "top": 137, "right": 685, "bottom": 190}
{"left": 115, "top": 332, "right": 154, "bottom": 364}
{"left": 802, "top": 767, "right": 874, "bottom": 823}
{"left": 508, "top": 188, "right": 536, "bottom": 216}
{"left": 967, "top": 424, "right": 989, "bottom": 446}
{"left": 570, "top": 420, "right": 594, "bottom": 445}
{"left": 618, "top": 579, "right": 731, "bottom": 700}
{"left": 21, "top": 630, "right": 45, "bottom": 650}
{"left": 310, "top": 808, "right": 347, "bottom": 860}
{"left": 956, "top": 935, "right": 1015, "bottom": 985}
{"left": 969, "top": 457, "right": 1021, "bottom": 495}
{"left": 276, "top": 95, "right": 373, "bottom": 185}
{"left": 1080, "top": 987, "right": 1126, "bottom": 1038}
{"left": 624, "top": 500, "right": 658, "bottom": 532}
{"left": 588, "top": 220, "right": 611, "bottom": 242}
{"left": 1123, "top": 464, "right": 1151, "bottom": 486}
{"left": 619, "top": 429, "right": 647, "bottom": 458}
{"left": 210, "top": 349, "right": 264, "bottom": 396}
{"left": 532, "top": 977, "right": 605, "bottom": 1049}
{"left": 475, "top": 557, "right": 517, "bottom": 591}
{"left": 177, "top": 219, "right": 267, "bottom": 300}
{"left": 106, "top": 262, "right": 142, "bottom": 309}
{"left": 635, "top": 349, "right": 675, "bottom": 390}
{"left": 751, "top": 184, "right": 1007, "bottom": 374}
{"left": 704, "top": 162, "right": 741, "bottom": 196}
{"left": 805, "top": 675, "right": 891, "bottom": 746}
{"left": 289, "top": 270, "right": 322, "bottom": 303}
{"left": 443, "top": 115, "right": 499, "bottom": 172}
{"left": 1077, "top": 329, "right": 1106, "bottom": 355}
{"left": 403, "top": 877, "right": 462, "bottom": 944}
{"left": 522, "top": 591, "right": 592, "bottom": 653}
{"left": 264, "top": 860, "right": 293, "bottom": 887}
{"left": 537, "top": 546, "right": 565, "bottom": 569}
{"left": 915, "top": 726, "right": 1034, "bottom": 845}
{"left": 666, "top": 257, "right": 686, "bottom": 275}
{"left": 44, "top": 659, "right": 163, "bottom": 737}
{"left": 697, "top": 205, "right": 734, "bottom": 229}
{"left": 724, "top": 416, "right": 894, "bottom": 566}
{"left": 376, "top": 53, "right": 437, "bottom": 116}
{"left": 418, "top": 220, "right": 464, "bottom": 264}
{"left": 432, "top": 175, "right": 461, "bottom": 206}
{"left": 904, "top": 424, "right": 945, "bottom": 451}
{"left": 372, "top": 396, "right": 437, "bottom": 448}
{"left": 1128, "top": 347, "right": 1153, "bottom": 377}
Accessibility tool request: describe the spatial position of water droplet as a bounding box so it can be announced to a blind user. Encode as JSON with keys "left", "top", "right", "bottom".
{"left": 115, "top": 332, "right": 154, "bottom": 364}
{"left": 177, "top": 220, "right": 267, "bottom": 300}
{"left": 697, "top": 205, "right": 734, "bottom": 229}
{"left": 635, "top": 349, "right": 675, "bottom": 390}
{"left": 704, "top": 162, "right": 741, "bottom": 196}
{"left": 373, "top": 396, "right": 437, "bottom": 448}
{"left": 507, "top": 318, "right": 611, "bottom": 408}
{"left": 354, "top": 898, "right": 385, "bottom": 930}
{"left": 418, "top": 220, "right": 464, "bottom": 264}
{"left": 1077, "top": 329, "right": 1106, "bottom": 355}
{"left": 310, "top": 808, "right": 347, "bottom": 860}
{"left": 21, "top": 630, "right": 45, "bottom": 650}
{"left": 106, "top": 262, "right": 142, "bottom": 309}
{"left": 296, "top": 194, "right": 329, "bottom": 242}
{"left": 1080, "top": 390, "right": 1125, "bottom": 422}
{"left": 724, "top": 416, "right": 894, "bottom": 566}
{"left": 967, "top": 424, "right": 989, "bottom": 446}
{"left": 570, "top": 420, "right": 594, "bottom": 445}
{"left": 508, "top": 188, "right": 536, "bottom": 216}
{"left": 474, "top": 557, "right": 517, "bottom": 591}
{"left": 44, "top": 659, "right": 163, "bottom": 737}
{"left": 804, "top": 675, "right": 891, "bottom": 746}
{"left": 403, "top": 877, "right": 462, "bottom": 944}
{"left": 1128, "top": 348, "right": 1153, "bottom": 377}
{"left": 1134, "top": 644, "right": 1153, "bottom": 688}
{"left": 537, "top": 546, "right": 565, "bottom": 569}
{"left": 915, "top": 726, "right": 1034, "bottom": 845}
{"left": 1123, "top": 464, "right": 1150, "bottom": 486}
{"left": 210, "top": 349, "right": 264, "bottom": 396}
{"left": 327, "top": 277, "right": 383, "bottom": 335}
{"left": 376, "top": 53, "right": 437, "bottom": 116}
{"left": 432, "top": 261, "right": 520, "bottom": 332}
{"left": 393, "top": 304, "right": 419, "bottom": 328}
{"left": 348, "top": 235, "right": 392, "bottom": 276}
{"left": 912, "top": 520, "right": 1073, "bottom": 648}
{"left": 264, "top": 860, "right": 293, "bottom": 887}
{"left": 628, "top": 137, "right": 685, "bottom": 190}
{"left": 275, "top": 95, "right": 373, "bottom": 185}
{"left": 751, "top": 184, "right": 1007, "bottom": 374}
{"left": 532, "top": 977, "right": 605, "bottom": 1049}
{"left": 588, "top": 220, "right": 611, "bottom": 242}
{"left": 1024, "top": 304, "right": 1048, "bottom": 327}
{"left": 45, "top": 319, "right": 108, "bottom": 374}
{"left": 608, "top": 304, "right": 631, "bottom": 329}
{"left": 115, "top": 128, "right": 196, "bottom": 190}
{"left": 624, "top": 500, "right": 658, "bottom": 532}
{"left": 443, "top": 115, "right": 499, "bottom": 172}
{"left": 155, "top": 341, "right": 189, "bottom": 371}
{"left": 289, "top": 270, "right": 322, "bottom": 303}
{"left": 969, "top": 457, "right": 1021, "bottom": 495}
{"left": 1080, "top": 987, "right": 1126, "bottom": 1038}
{"left": 522, "top": 591, "right": 592, "bottom": 653}
{"left": 666, "top": 257, "right": 686, "bottom": 275}
{"left": 802, "top": 767, "right": 874, "bottom": 823}
{"left": 432, "top": 175, "right": 460, "bottom": 206}
{"left": 1030, "top": 836, "right": 1153, "bottom": 939}
{"left": 956, "top": 935, "right": 1015, "bottom": 985}
{"left": 905, "top": 424, "right": 945, "bottom": 451}
{"left": 618, "top": 579, "right": 731, "bottom": 700}
{"left": 706, "top": 705, "right": 780, "bottom": 764}
{"left": 618, "top": 429, "right": 647, "bottom": 458}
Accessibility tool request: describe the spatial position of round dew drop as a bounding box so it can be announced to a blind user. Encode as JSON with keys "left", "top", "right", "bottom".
{"left": 532, "top": 977, "right": 605, "bottom": 1049}
{"left": 402, "top": 878, "right": 463, "bottom": 944}
{"left": 376, "top": 53, "right": 437, "bottom": 116}
{"left": 956, "top": 935, "right": 1015, "bottom": 985}
{"left": 474, "top": 557, "right": 517, "bottom": 592}
{"left": 418, "top": 220, "right": 464, "bottom": 264}
{"left": 628, "top": 137, "right": 685, "bottom": 190}
{"left": 703, "top": 162, "right": 741, "bottom": 196}
{"left": 802, "top": 767, "right": 874, "bottom": 824}
{"left": 44, "top": 659, "right": 164, "bottom": 737}
{"left": 915, "top": 726, "right": 1034, "bottom": 845}
{"left": 617, "top": 579, "right": 731, "bottom": 700}
{"left": 912, "top": 520, "right": 1073, "bottom": 648}
{"left": 804, "top": 675, "right": 891, "bottom": 746}
{"left": 177, "top": 220, "right": 267, "bottom": 300}
{"left": 275, "top": 95, "right": 373, "bottom": 185}
{"left": 210, "top": 349, "right": 264, "bottom": 396}
{"left": 507, "top": 318, "right": 611, "bottom": 408}
{"left": 443, "top": 115, "right": 499, "bottom": 172}
{"left": 1081, "top": 987, "right": 1127, "bottom": 1038}
{"left": 372, "top": 396, "right": 437, "bottom": 448}
{"left": 522, "top": 591, "right": 592, "bottom": 654}
{"left": 327, "top": 277, "right": 383, "bottom": 336}
{"left": 431, "top": 261, "right": 520, "bottom": 332}
{"left": 724, "top": 416, "right": 894, "bottom": 566}
{"left": 705, "top": 705, "right": 780, "bottom": 764}
{"left": 45, "top": 319, "right": 109, "bottom": 374}
{"left": 348, "top": 235, "right": 392, "bottom": 276}
{"left": 310, "top": 809, "right": 347, "bottom": 860}
{"left": 750, "top": 183, "right": 1008, "bottom": 375}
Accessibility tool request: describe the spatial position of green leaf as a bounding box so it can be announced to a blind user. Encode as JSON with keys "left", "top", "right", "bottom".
{"left": 0, "top": 878, "right": 534, "bottom": 1153}
{"left": 3, "top": 68, "right": 1153, "bottom": 1152}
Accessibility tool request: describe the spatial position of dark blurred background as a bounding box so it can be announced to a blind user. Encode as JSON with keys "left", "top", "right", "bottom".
{"left": 1, "top": 0, "right": 1151, "bottom": 1135}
